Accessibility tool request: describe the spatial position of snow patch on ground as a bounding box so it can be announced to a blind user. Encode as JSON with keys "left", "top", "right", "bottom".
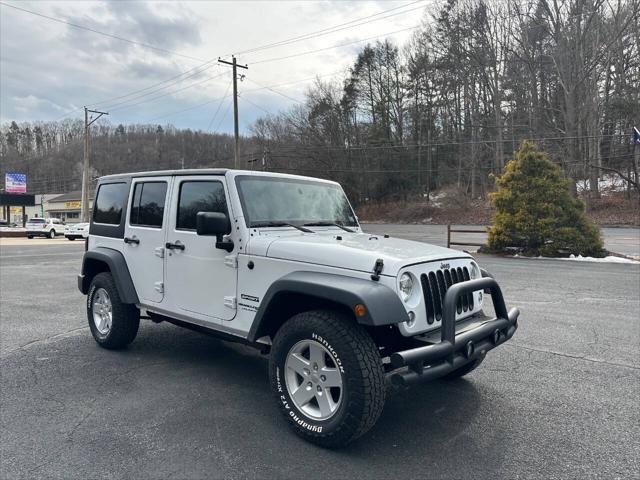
{"left": 576, "top": 174, "right": 633, "bottom": 195}
{"left": 514, "top": 253, "right": 639, "bottom": 264}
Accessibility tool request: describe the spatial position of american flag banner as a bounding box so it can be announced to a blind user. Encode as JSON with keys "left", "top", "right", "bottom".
{"left": 5, "top": 173, "right": 27, "bottom": 193}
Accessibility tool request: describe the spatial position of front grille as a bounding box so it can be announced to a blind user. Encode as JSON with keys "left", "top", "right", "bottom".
{"left": 419, "top": 267, "right": 475, "bottom": 324}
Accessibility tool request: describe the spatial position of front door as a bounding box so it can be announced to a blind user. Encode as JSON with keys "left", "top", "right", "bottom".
{"left": 123, "top": 177, "right": 172, "bottom": 304}
{"left": 164, "top": 176, "right": 237, "bottom": 323}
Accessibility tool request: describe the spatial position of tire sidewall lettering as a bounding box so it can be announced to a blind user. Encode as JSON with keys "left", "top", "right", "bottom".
{"left": 275, "top": 365, "right": 323, "bottom": 433}
{"left": 311, "top": 332, "right": 345, "bottom": 374}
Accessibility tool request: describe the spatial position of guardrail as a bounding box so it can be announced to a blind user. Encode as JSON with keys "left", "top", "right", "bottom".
{"left": 446, "top": 224, "right": 487, "bottom": 249}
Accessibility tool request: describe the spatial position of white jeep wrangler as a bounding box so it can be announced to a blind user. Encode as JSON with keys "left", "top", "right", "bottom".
{"left": 78, "top": 169, "right": 519, "bottom": 447}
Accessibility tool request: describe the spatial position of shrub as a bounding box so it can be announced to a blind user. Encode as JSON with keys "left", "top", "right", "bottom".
{"left": 488, "top": 141, "right": 605, "bottom": 257}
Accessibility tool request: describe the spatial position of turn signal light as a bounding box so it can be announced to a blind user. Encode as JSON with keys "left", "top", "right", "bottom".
{"left": 354, "top": 304, "right": 367, "bottom": 317}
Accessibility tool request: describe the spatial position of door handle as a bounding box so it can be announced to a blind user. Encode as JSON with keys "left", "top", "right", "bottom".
{"left": 165, "top": 241, "right": 185, "bottom": 251}
{"left": 124, "top": 236, "right": 140, "bottom": 245}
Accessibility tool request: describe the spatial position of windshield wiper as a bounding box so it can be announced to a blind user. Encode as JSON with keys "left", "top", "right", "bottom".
{"left": 302, "top": 221, "right": 355, "bottom": 233}
{"left": 250, "top": 221, "right": 314, "bottom": 233}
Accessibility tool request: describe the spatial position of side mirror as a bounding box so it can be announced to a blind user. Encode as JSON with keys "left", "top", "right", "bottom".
{"left": 196, "top": 212, "right": 234, "bottom": 252}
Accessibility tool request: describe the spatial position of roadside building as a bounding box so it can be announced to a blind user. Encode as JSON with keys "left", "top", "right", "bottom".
{"left": 45, "top": 191, "right": 93, "bottom": 223}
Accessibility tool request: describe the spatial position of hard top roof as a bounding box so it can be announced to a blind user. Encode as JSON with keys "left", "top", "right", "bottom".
{"left": 97, "top": 169, "right": 339, "bottom": 185}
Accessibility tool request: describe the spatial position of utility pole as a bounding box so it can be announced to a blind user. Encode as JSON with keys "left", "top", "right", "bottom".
{"left": 81, "top": 107, "right": 109, "bottom": 222}
{"left": 218, "top": 56, "right": 248, "bottom": 169}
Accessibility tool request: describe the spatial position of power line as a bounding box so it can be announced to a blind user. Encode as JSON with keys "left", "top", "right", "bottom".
{"left": 107, "top": 72, "right": 227, "bottom": 113}
{"left": 252, "top": 25, "right": 419, "bottom": 65}
{"left": 88, "top": 64, "right": 221, "bottom": 109}
{"left": 103, "top": 69, "right": 225, "bottom": 111}
{"left": 207, "top": 80, "right": 234, "bottom": 131}
{"left": 245, "top": 78, "right": 304, "bottom": 104}
{"left": 213, "top": 101, "right": 233, "bottom": 133}
{"left": 147, "top": 93, "right": 231, "bottom": 123}
{"left": 0, "top": 1, "right": 205, "bottom": 62}
{"left": 239, "top": 1, "right": 427, "bottom": 58}
{"left": 238, "top": 94, "right": 272, "bottom": 116}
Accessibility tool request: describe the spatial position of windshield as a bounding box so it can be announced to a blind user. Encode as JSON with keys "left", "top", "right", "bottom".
{"left": 235, "top": 176, "right": 358, "bottom": 228}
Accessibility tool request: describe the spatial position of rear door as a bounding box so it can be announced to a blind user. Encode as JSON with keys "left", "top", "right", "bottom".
{"left": 123, "top": 177, "right": 172, "bottom": 304}
{"left": 163, "top": 176, "right": 237, "bottom": 323}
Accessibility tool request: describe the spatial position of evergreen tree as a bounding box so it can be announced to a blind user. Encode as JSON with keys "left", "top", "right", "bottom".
{"left": 488, "top": 141, "right": 605, "bottom": 257}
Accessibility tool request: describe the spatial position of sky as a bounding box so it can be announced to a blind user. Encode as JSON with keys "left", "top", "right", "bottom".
{"left": 0, "top": 0, "right": 424, "bottom": 134}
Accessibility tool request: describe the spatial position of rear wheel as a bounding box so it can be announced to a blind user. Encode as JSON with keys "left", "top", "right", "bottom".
{"left": 87, "top": 272, "right": 139, "bottom": 349}
{"left": 67, "top": 236, "right": 75, "bottom": 241}
{"left": 27, "top": 235, "right": 33, "bottom": 239}
{"left": 269, "top": 310, "right": 385, "bottom": 448}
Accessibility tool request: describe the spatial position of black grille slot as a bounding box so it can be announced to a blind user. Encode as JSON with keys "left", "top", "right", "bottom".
{"left": 462, "top": 266, "right": 474, "bottom": 310}
{"left": 428, "top": 271, "right": 443, "bottom": 321}
{"left": 419, "top": 265, "right": 477, "bottom": 324}
{"left": 420, "top": 274, "right": 435, "bottom": 324}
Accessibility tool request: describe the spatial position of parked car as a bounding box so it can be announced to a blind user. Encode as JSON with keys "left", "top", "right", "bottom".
{"left": 0, "top": 220, "right": 18, "bottom": 227}
{"left": 65, "top": 222, "right": 89, "bottom": 241}
{"left": 77, "top": 169, "right": 520, "bottom": 447}
{"left": 26, "top": 218, "right": 65, "bottom": 238}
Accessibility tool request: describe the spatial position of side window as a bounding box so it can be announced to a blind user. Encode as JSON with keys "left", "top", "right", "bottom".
{"left": 176, "top": 181, "right": 227, "bottom": 230}
{"left": 130, "top": 182, "right": 167, "bottom": 228}
{"left": 93, "top": 182, "right": 128, "bottom": 225}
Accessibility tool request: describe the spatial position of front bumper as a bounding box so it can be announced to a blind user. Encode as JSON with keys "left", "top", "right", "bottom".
{"left": 390, "top": 277, "right": 519, "bottom": 385}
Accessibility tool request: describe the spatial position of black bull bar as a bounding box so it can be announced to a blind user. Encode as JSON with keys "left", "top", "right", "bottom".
{"left": 390, "top": 277, "right": 519, "bottom": 386}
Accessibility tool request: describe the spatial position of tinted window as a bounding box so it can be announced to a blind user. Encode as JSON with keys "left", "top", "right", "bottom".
{"left": 177, "top": 181, "right": 227, "bottom": 230}
{"left": 130, "top": 182, "right": 167, "bottom": 228}
{"left": 28, "top": 218, "right": 45, "bottom": 223}
{"left": 93, "top": 183, "right": 128, "bottom": 225}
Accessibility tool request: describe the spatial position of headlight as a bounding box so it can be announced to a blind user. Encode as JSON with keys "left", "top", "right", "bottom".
{"left": 399, "top": 273, "right": 414, "bottom": 302}
{"left": 470, "top": 262, "right": 480, "bottom": 279}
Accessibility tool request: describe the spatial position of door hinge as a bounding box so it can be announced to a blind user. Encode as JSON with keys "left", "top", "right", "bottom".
{"left": 154, "top": 247, "right": 165, "bottom": 258}
{"left": 154, "top": 282, "right": 164, "bottom": 294}
{"left": 224, "top": 296, "right": 237, "bottom": 309}
{"left": 224, "top": 255, "right": 238, "bottom": 269}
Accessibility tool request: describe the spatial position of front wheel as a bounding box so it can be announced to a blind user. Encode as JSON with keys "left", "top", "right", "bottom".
{"left": 67, "top": 236, "right": 75, "bottom": 241}
{"left": 269, "top": 310, "right": 385, "bottom": 448}
{"left": 87, "top": 272, "right": 140, "bottom": 349}
{"left": 48, "top": 229, "right": 55, "bottom": 239}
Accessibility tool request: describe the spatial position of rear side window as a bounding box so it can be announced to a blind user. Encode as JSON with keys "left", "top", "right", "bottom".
{"left": 93, "top": 182, "right": 128, "bottom": 225}
{"left": 130, "top": 182, "right": 167, "bottom": 228}
{"left": 177, "top": 181, "right": 227, "bottom": 230}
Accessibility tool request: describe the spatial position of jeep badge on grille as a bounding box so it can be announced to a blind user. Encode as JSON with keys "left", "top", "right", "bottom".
{"left": 440, "top": 262, "right": 450, "bottom": 269}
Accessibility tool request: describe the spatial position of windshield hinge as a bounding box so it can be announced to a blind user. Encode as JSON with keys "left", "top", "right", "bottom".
{"left": 371, "top": 258, "right": 384, "bottom": 281}
{"left": 224, "top": 255, "right": 238, "bottom": 269}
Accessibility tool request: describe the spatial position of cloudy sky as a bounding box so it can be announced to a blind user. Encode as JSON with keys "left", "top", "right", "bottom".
{"left": 0, "top": 0, "right": 424, "bottom": 134}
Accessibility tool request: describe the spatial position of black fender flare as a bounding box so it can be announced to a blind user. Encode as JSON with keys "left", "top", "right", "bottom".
{"left": 78, "top": 247, "right": 139, "bottom": 304}
{"left": 247, "top": 271, "right": 409, "bottom": 343}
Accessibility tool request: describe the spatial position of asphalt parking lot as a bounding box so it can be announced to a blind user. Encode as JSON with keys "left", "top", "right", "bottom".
{"left": 1, "top": 231, "right": 639, "bottom": 479}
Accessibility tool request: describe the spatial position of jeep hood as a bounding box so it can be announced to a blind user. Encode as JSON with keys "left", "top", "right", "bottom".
{"left": 248, "top": 232, "right": 472, "bottom": 276}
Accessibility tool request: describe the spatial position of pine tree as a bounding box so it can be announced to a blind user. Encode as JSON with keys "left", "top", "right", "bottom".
{"left": 488, "top": 141, "right": 605, "bottom": 257}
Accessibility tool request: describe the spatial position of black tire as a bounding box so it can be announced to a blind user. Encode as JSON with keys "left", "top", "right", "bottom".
{"left": 87, "top": 272, "right": 139, "bottom": 349}
{"left": 67, "top": 236, "right": 76, "bottom": 241}
{"left": 442, "top": 358, "right": 484, "bottom": 380}
{"left": 27, "top": 235, "right": 33, "bottom": 239}
{"left": 269, "top": 310, "right": 385, "bottom": 448}
{"left": 49, "top": 229, "right": 55, "bottom": 239}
